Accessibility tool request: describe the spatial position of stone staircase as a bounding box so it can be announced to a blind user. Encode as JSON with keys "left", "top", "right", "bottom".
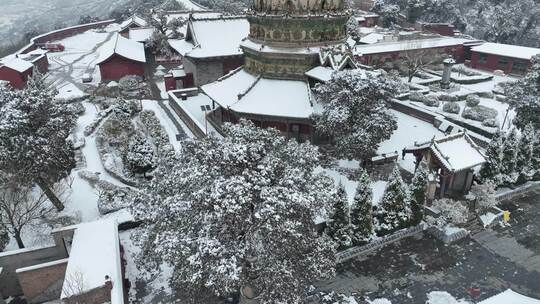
{"left": 463, "top": 216, "right": 484, "bottom": 236}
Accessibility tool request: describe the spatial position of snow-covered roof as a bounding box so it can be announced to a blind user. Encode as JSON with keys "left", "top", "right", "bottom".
{"left": 168, "top": 39, "right": 196, "bottom": 56}
{"left": 97, "top": 33, "right": 146, "bottom": 64}
{"left": 185, "top": 17, "right": 249, "bottom": 58}
{"left": 202, "top": 68, "right": 313, "bottom": 119}
{"left": 305, "top": 66, "right": 335, "bottom": 82}
{"left": 61, "top": 219, "right": 124, "bottom": 304}
{"left": 0, "top": 57, "right": 33, "bottom": 73}
{"left": 359, "top": 33, "right": 385, "bottom": 44}
{"left": 471, "top": 42, "right": 540, "bottom": 61}
{"left": 479, "top": 289, "right": 540, "bottom": 304}
{"left": 354, "top": 37, "right": 470, "bottom": 56}
{"left": 405, "top": 132, "right": 486, "bottom": 172}
{"left": 171, "top": 68, "right": 187, "bottom": 78}
{"left": 128, "top": 27, "right": 154, "bottom": 43}
{"left": 120, "top": 15, "right": 148, "bottom": 31}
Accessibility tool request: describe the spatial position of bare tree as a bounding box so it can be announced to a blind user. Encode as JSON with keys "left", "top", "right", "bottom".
{"left": 0, "top": 182, "right": 55, "bottom": 248}
{"left": 397, "top": 41, "right": 445, "bottom": 82}
{"left": 62, "top": 270, "right": 88, "bottom": 299}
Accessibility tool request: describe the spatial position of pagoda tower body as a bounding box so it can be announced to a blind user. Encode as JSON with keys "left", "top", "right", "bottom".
{"left": 243, "top": 0, "right": 349, "bottom": 79}
{"left": 200, "top": 0, "right": 351, "bottom": 141}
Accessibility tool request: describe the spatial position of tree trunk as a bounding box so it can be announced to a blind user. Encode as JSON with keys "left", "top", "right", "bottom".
{"left": 408, "top": 73, "right": 414, "bottom": 83}
{"left": 14, "top": 230, "right": 25, "bottom": 249}
{"left": 36, "top": 178, "right": 64, "bottom": 211}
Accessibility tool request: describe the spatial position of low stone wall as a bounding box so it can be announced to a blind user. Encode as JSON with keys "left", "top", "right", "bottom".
{"left": 428, "top": 226, "right": 469, "bottom": 244}
{"left": 168, "top": 89, "right": 207, "bottom": 138}
{"left": 0, "top": 245, "right": 68, "bottom": 297}
{"left": 16, "top": 259, "right": 68, "bottom": 303}
{"left": 18, "top": 20, "right": 116, "bottom": 55}
{"left": 336, "top": 224, "right": 426, "bottom": 263}
{"left": 496, "top": 181, "right": 540, "bottom": 202}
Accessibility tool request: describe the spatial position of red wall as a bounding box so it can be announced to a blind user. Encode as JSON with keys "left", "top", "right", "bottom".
{"left": 99, "top": 54, "right": 145, "bottom": 81}
{"left": 470, "top": 51, "right": 532, "bottom": 75}
{"left": 222, "top": 56, "right": 244, "bottom": 75}
{"left": 0, "top": 66, "right": 33, "bottom": 90}
{"left": 422, "top": 24, "right": 455, "bottom": 37}
{"left": 34, "top": 56, "right": 49, "bottom": 74}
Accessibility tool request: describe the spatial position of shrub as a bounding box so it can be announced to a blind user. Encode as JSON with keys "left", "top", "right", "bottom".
{"left": 98, "top": 186, "right": 136, "bottom": 215}
{"left": 443, "top": 102, "right": 461, "bottom": 114}
{"left": 462, "top": 105, "right": 498, "bottom": 122}
{"left": 429, "top": 198, "right": 469, "bottom": 227}
{"left": 466, "top": 94, "right": 481, "bottom": 107}
{"left": 409, "top": 91, "right": 427, "bottom": 102}
{"left": 423, "top": 95, "right": 440, "bottom": 107}
{"left": 469, "top": 182, "right": 497, "bottom": 213}
{"left": 476, "top": 91, "right": 495, "bottom": 99}
{"left": 438, "top": 94, "right": 458, "bottom": 102}
{"left": 118, "top": 75, "right": 144, "bottom": 91}
{"left": 482, "top": 118, "right": 499, "bottom": 128}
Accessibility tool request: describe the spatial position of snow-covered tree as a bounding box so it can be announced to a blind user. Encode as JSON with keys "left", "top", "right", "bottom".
{"left": 500, "top": 129, "right": 519, "bottom": 185}
{"left": 0, "top": 227, "right": 8, "bottom": 252}
{"left": 517, "top": 123, "right": 536, "bottom": 183}
{"left": 131, "top": 120, "right": 336, "bottom": 303}
{"left": 197, "top": 0, "right": 248, "bottom": 14}
{"left": 469, "top": 182, "right": 498, "bottom": 213}
{"left": 428, "top": 198, "right": 468, "bottom": 227}
{"left": 0, "top": 181, "right": 54, "bottom": 248}
{"left": 405, "top": 0, "right": 425, "bottom": 22}
{"left": 328, "top": 183, "right": 352, "bottom": 249}
{"left": 396, "top": 42, "right": 444, "bottom": 82}
{"left": 147, "top": 12, "right": 185, "bottom": 57}
{"left": 0, "top": 75, "right": 76, "bottom": 211}
{"left": 125, "top": 134, "right": 156, "bottom": 176}
{"left": 479, "top": 131, "right": 504, "bottom": 183}
{"left": 409, "top": 165, "right": 428, "bottom": 225}
{"left": 350, "top": 169, "right": 373, "bottom": 245}
{"left": 375, "top": 166, "right": 410, "bottom": 236}
{"left": 313, "top": 70, "right": 398, "bottom": 161}
{"left": 505, "top": 55, "right": 540, "bottom": 130}
{"left": 160, "top": 0, "right": 187, "bottom": 11}
{"left": 371, "top": 0, "right": 400, "bottom": 27}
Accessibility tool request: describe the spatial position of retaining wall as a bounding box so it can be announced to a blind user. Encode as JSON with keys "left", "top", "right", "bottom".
{"left": 0, "top": 245, "right": 68, "bottom": 297}
{"left": 336, "top": 224, "right": 426, "bottom": 263}
{"left": 16, "top": 19, "right": 116, "bottom": 55}
{"left": 16, "top": 259, "right": 68, "bottom": 303}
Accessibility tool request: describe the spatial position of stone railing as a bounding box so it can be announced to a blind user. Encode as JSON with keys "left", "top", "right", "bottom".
{"left": 496, "top": 181, "right": 540, "bottom": 202}
{"left": 336, "top": 224, "right": 426, "bottom": 263}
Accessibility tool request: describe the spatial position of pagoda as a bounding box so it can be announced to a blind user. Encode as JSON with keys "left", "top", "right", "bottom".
{"left": 198, "top": 0, "right": 354, "bottom": 140}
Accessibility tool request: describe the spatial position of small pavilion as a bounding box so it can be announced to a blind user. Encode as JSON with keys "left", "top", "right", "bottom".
{"left": 403, "top": 132, "right": 486, "bottom": 198}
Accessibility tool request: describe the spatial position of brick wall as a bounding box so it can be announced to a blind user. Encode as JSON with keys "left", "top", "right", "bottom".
{"left": 0, "top": 245, "right": 68, "bottom": 297}
{"left": 63, "top": 281, "right": 112, "bottom": 304}
{"left": 16, "top": 259, "right": 68, "bottom": 303}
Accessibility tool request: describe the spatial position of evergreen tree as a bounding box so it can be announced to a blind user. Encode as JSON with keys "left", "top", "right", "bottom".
{"left": 125, "top": 134, "right": 156, "bottom": 176}
{"left": 328, "top": 183, "right": 352, "bottom": 249}
{"left": 375, "top": 166, "right": 410, "bottom": 236}
{"left": 533, "top": 131, "right": 540, "bottom": 179}
{"left": 313, "top": 70, "right": 398, "bottom": 161}
{"left": 350, "top": 169, "right": 373, "bottom": 246}
{"left": 500, "top": 129, "right": 519, "bottom": 185}
{"left": 0, "top": 75, "right": 76, "bottom": 211}
{"left": 479, "top": 131, "right": 504, "bottom": 183}
{"left": 506, "top": 55, "right": 540, "bottom": 130}
{"left": 410, "top": 165, "right": 429, "bottom": 225}
{"left": 131, "top": 120, "right": 336, "bottom": 303}
{"left": 516, "top": 123, "right": 536, "bottom": 183}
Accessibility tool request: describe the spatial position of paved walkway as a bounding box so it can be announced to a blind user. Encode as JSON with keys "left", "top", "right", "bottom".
{"left": 316, "top": 189, "right": 540, "bottom": 303}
